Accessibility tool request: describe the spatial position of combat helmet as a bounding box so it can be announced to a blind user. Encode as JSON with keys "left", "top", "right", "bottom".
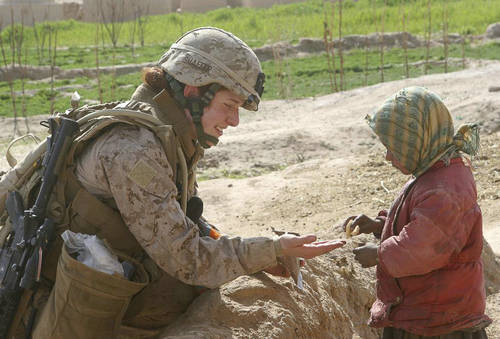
{"left": 158, "top": 27, "right": 265, "bottom": 148}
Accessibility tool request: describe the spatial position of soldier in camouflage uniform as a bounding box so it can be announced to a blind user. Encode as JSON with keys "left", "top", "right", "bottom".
{"left": 21, "top": 27, "right": 345, "bottom": 338}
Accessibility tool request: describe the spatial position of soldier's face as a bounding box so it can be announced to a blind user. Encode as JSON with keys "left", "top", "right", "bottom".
{"left": 201, "top": 89, "right": 244, "bottom": 147}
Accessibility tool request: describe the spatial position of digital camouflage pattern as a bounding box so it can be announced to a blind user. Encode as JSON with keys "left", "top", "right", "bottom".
{"left": 159, "top": 27, "right": 263, "bottom": 111}
{"left": 75, "top": 124, "right": 279, "bottom": 289}
{"left": 8, "top": 27, "right": 273, "bottom": 338}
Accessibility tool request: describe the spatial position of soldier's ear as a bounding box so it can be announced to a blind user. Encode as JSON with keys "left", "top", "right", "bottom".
{"left": 184, "top": 85, "right": 200, "bottom": 98}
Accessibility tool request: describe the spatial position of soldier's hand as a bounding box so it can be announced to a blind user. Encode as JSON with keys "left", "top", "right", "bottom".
{"left": 279, "top": 234, "right": 345, "bottom": 259}
{"left": 341, "top": 214, "right": 384, "bottom": 235}
{"left": 353, "top": 242, "right": 379, "bottom": 268}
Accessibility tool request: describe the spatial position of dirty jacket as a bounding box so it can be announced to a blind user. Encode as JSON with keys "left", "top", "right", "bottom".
{"left": 369, "top": 157, "right": 491, "bottom": 336}
{"left": 73, "top": 85, "right": 279, "bottom": 329}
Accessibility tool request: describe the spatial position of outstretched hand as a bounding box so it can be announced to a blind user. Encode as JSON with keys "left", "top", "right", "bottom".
{"left": 279, "top": 234, "right": 345, "bottom": 259}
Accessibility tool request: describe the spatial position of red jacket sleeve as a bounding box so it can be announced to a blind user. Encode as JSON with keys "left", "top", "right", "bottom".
{"left": 378, "top": 188, "right": 473, "bottom": 278}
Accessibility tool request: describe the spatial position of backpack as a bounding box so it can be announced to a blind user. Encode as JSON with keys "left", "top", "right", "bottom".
{"left": 0, "top": 100, "right": 194, "bottom": 338}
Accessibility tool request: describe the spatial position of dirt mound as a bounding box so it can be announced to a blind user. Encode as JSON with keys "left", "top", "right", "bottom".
{"left": 160, "top": 244, "right": 380, "bottom": 338}
{"left": 254, "top": 32, "right": 460, "bottom": 62}
{"left": 486, "top": 23, "right": 500, "bottom": 39}
{"left": 0, "top": 63, "right": 154, "bottom": 82}
{"left": 158, "top": 236, "right": 500, "bottom": 338}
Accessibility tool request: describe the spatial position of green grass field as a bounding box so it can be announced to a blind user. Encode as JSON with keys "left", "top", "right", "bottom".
{"left": 1, "top": 0, "right": 498, "bottom": 50}
{"left": 1, "top": 41, "right": 499, "bottom": 117}
{"left": 0, "top": 0, "right": 499, "bottom": 117}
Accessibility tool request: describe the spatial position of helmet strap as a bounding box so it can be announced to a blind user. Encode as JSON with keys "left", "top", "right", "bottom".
{"left": 165, "top": 74, "right": 221, "bottom": 148}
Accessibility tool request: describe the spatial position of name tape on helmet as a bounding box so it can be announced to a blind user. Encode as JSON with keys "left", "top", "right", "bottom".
{"left": 185, "top": 54, "right": 212, "bottom": 73}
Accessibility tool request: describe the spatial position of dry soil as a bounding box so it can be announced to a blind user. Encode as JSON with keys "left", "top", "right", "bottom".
{"left": 1, "top": 60, "right": 499, "bottom": 339}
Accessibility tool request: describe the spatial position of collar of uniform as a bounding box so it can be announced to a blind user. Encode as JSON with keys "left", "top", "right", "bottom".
{"left": 151, "top": 88, "right": 199, "bottom": 160}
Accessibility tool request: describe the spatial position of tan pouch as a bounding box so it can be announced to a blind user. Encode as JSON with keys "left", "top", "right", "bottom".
{"left": 33, "top": 245, "right": 148, "bottom": 339}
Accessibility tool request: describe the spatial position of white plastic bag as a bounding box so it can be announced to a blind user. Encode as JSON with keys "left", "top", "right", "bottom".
{"left": 61, "top": 230, "right": 124, "bottom": 277}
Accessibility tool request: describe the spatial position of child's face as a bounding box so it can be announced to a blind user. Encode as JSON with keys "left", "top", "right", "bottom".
{"left": 385, "top": 149, "right": 411, "bottom": 175}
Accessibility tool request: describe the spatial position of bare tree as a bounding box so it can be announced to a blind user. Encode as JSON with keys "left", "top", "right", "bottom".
{"left": 39, "top": 11, "right": 50, "bottom": 63}
{"left": 329, "top": 0, "right": 338, "bottom": 92}
{"left": 461, "top": 32, "right": 466, "bottom": 69}
{"left": 364, "top": 0, "right": 376, "bottom": 87}
{"left": 364, "top": 41, "right": 369, "bottom": 86}
{"left": 100, "top": 0, "right": 125, "bottom": 49}
{"left": 322, "top": 0, "right": 337, "bottom": 92}
{"left": 48, "top": 24, "right": 58, "bottom": 115}
{"left": 95, "top": 20, "right": 103, "bottom": 103}
{"left": 136, "top": 2, "right": 150, "bottom": 47}
{"left": 442, "top": 0, "right": 448, "bottom": 73}
{"left": 22, "top": 42, "right": 29, "bottom": 132}
{"left": 30, "top": 5, "right": 43, "bottom": 65}
{"left": 338, "top": 0, "right": 344, "bottom": 91}
{"left": 17, "top": 9, "right": 30, "bottom": 133}
{"left": 0, "top": 20, "right": 20, "bottom": 137}
{"left": 129, "top": 4, "right": 138, "bottom": 58}
{"left": 323, "top": 21, "right": 334, "bottom": 92}
{"left": 9, "top": 7, "right": 15, "bottom": 67}
{"left": 271, "top": 41, "right": 287, "bottom": 98}
{"left": 372, "top": 0, "right": 379, "bottom": 84}
{"left": 100, "top": 0, "right": 125, "bottom": 101}
{"left": 270, "top": 26, "right": 293, "bottom": 99}
{"left": 98, "top": 0, "right": 106, "bottom": 51}
{"left": 425, "top": 0, "right": 431, "bottom": 74}
{"left": 14, "top": 13, "right": 25, "bottom": 68}
{"left": 400, "top": 0, "right": 409, "bottom": 78}
{"left": 379, "top": 0, "right": 386, "bottom": 83}
{"left": 7, "top": 7, "right": 22, "bottom": 136}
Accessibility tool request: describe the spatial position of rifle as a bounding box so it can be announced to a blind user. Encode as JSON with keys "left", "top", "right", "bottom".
{"left": 0, "top": 117, "right": 80, "bottom": 338}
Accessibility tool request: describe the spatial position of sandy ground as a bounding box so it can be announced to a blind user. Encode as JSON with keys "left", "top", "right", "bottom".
{"left": 0, "top": 60, "right": 499, "bottom": 338}
{"left": 193, "top": 60, "right": 500, "bottom": 338}
{"left": 198, "top": 59, "right": 500, "bottom": 249}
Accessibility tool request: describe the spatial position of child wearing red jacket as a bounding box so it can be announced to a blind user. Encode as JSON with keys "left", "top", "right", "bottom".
{"left": 343, "top": 87, "right": 491, "bottom": 338}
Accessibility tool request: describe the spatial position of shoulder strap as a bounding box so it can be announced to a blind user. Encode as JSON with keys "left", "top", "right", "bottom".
{"left": 70, "top": 108, "right": 189, "bottom": 212}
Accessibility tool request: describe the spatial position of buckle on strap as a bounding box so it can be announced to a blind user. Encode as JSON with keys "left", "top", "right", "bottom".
{"left": 255, "top": 72, "right": 265, "bottom": 97}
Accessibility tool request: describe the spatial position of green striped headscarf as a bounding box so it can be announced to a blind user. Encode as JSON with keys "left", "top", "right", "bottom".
{"left": 366, "top": 86, "right": 480, "bottom": 177}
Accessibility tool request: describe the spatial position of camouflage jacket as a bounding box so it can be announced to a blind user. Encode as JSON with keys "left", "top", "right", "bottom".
{"left": 74, "top": 84, "right": 279, "bottom": 289}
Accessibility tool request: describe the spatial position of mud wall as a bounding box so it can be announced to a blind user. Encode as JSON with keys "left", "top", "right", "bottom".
{"left": 0, "top": 3, "right": 65, "bottom": 26}
{"left": 80, "top": 0, "right": 172, "bottom": 22}
{"left": 0, "top": 32, "right": 466, "bottom": 83}
{"left": 0, "top": 0, "right": 309, "bottom": 24}
{"left": 179, "top": 0, "right": 227, "bottom": 13}
{"left": 241, "top": 0, "right": 304, "bottom": 8}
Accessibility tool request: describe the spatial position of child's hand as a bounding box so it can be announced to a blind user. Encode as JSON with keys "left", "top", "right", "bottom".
{"left": 340, "top": 215, "right": 384, "bottom": 235}
{"left": 353, "top": 242, "right": 379, "bottom": 268}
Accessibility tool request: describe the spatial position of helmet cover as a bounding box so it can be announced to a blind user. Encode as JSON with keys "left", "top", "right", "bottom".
{"left": 159, "top": 27, "right": 264, "bottom": 111}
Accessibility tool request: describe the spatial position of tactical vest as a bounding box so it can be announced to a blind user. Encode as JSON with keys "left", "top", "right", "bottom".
{"left": 0, "top": 91, "right": 203, "bottom": 337}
